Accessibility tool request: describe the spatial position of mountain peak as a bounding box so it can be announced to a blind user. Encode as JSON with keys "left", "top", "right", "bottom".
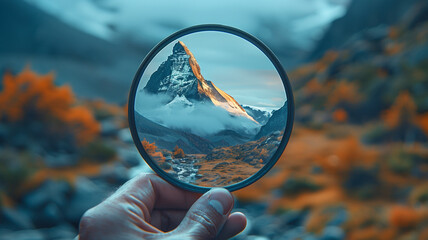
{"left": 143, "top": 40, "right": 257, "bottom": 123}
{"left": 172, "top": 41, "right": 187, "bottom": 54}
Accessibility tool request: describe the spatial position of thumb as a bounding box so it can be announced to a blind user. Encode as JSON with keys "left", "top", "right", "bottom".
{"left": 175, "top": 188, "right": 234, "bottom": 240}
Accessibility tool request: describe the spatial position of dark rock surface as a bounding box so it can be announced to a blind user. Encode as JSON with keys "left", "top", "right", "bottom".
{"left": 255, "top": 103, "right": 288, "bottom": 139}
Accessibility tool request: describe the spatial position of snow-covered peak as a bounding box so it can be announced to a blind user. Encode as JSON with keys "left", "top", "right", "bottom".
{"left": 144, "top": 40, "right": 258, "bottom": 124}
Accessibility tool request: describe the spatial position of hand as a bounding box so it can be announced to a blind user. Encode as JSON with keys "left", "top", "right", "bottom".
{"left": 77, "top": 173, "right": 247, "bottom": 240}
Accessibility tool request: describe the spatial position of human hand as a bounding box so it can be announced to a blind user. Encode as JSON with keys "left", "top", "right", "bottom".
{"left": 77, "top": 173, "right": 247, "bottom": 240}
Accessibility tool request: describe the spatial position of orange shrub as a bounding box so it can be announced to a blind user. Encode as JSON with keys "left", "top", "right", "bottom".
{"left": 389, "top": 205, "right": 421, "bottom": 228}
{"left": 382, "top": 91, "right": 417, "bottom": 129}
{"left": 173, "top": 145, "right": 185, "bottom": 158}
{"left": 332, "top": 109, "right": 348, "bottom": 123}
{"left": 65, "top": 106, "right": 100, "bottom": 144}
{"left": 315, "top": 51, "right": 339, "bottom": 72}
{"left": 303, "top": 78, "right": 323, "bottom": 96}
{"left": 385, "top": 42, "right": 404, "bottom": 56}
{"left": 305, "top": 209, "right": 331, "bottom": 234}
{"left": 388, "top": 26, "right": 400, "bottom": 39}
{"left": 0, "top": 68, "right": 99, "bottom": 145}
{"left": 327, "top": 81, "right": 361, "bottom": 107}
{"left": 348, "top": 227, "right": 397, "bottom": 240}
{"left": 141, "top": 139, "right": 165, "bottom": 162}
{"left": 318, "top": 137, "right": 362, "bottom": 175}
{"left": 141, "top": 139, "right": 158, "bottom": 153}
{"left": 417, "top": 113, "right": 428, "bottom": 136}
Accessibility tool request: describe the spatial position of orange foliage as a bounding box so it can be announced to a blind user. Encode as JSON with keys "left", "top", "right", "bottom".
{"left": 123, "top": 103, "right": 129, "bottom": 118}
{"left": 317, "top": 137, "right": 366, "bottom": 175}
{"left": 327, "top": 81, "right": 361, "bottom": 107}
{"left": 382, "top": 91, "right": 417, "bottom": 129}
{"left": 234, "top": 184, "right": 270, "bottom": 202}
{"left": 385, "top": 42, "right": 404, "bottom": 55}
{"left": 377, "top": 68, "right": 389, "bottom": 78}
{"left": 305, "top": 209, "right": 331, "bottom": 234}
{"left": 260, "top": 148, "right": 268, "bottom": 158}
{"left": 0, "top": 68, "right": 99, "bottom": 144}
{"left": 0, "top": 69, "right": 72, "bottom": 121}
{"left": 388, "top": 26, "right": 399, "bottom": 39}
{"left": 389, "top": 205, "right": 421, "bottom": 228}
{"left": 64, "top": 106, "right": 100, "bottom": 144}
{"left": 304, "top": 78, "right": 323, "bottom": 96}
{"left": 416, "top": 113, "right": 428, "bottom": 136}
{"left": 141, "top": 139, "right": 165, "bottom": 161}
{"left": 315, "top": 51, "right": 339, "bottom": 72}
{"left": 141, "top": 138, "right": 158, "bottom": 153}
{"left": 332, "top": 108, "right": 348, "bottom": 123}
{"left": 348, "top": 227, "right": 396, "bottom": 240}
{"left": 173, "top": 145, "right": 185, "bottom": 158}
{"left": 419, "top": 228, "right": 428, "bottom": 240}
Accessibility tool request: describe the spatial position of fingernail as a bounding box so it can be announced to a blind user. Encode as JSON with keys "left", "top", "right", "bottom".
{"left": 207, "top": 188, "right": 233, "bottom": 215}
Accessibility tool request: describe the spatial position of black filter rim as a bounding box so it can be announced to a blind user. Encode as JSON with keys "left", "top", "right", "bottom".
{"left": 128, "top": 24, "right": 294, "bottom": 193}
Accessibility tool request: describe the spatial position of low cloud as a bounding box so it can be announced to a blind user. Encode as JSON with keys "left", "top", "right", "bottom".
{"left": 135, "top": 92, "right": 260, "bottom": 136}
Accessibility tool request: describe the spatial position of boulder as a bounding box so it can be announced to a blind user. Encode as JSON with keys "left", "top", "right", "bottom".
{"left": 97, "top": 163, "right": 129, "bottom": 185}
{"left": 42, "top": 224, "right": 77, "bottom": 240}
{"left": 100, "top": 120, "right": 121, "bottom": 137}
{"left": 0, "top": 229, "right": 44, "bottom": 240}
{"left": 32, "top": 202, "right": 64, "bottom": 228}
{"left": 44, "top": 153, "right": 78, "bottom": 168}
{"left": 321, "top": 226, "right": 345, "bottom": 240}
{"left": 118, "top": 128, "right": 134, "bottom": 144}
{"left": 22, "top": 180, "right": 71, "bottom": 210}
{"left": 0, "top": 207, "right": 34, "bottom": 230}
{"left": 65, "top": 177, "right": 110, "bottom": 225}
{"left": 117, "top": 147, "right": 141, "bottom": 168}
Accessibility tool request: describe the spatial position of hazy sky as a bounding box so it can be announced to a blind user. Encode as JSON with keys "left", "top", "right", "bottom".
{"left": 26, "top": 0, "right": 349, "bottom": 49}
{"left": 138, "top": 31, "right": 287, "bottom": 110}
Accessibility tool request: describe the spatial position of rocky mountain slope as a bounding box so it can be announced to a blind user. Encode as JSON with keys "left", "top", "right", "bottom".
{"left": 255, "top": 103, "right": 288, "bottom": 139}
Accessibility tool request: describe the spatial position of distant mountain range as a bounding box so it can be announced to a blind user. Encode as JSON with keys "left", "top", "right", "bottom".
{"left": 242, "top": 105, "right": 272, "bottom": 125}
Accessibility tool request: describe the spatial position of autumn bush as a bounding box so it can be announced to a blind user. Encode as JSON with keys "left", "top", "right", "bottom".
{"left": 318, "top": 137, "right": 366, "bottom": 176}
{"left": 0, "top": 68, "right": 100, "bottom": 149}
{"left": 332, "top": 108, "right": 348, "bottom": 123}
{"left": 389, "top": 205, "right": 421, "bottom": 229}
{"left": 173, "top": 145, "right": 186, "bottom": 158}
{"left": 141, "top": 138, "right": 165, "bottom": 162}
{"left": 379, "top": 91, "right": 427, "bottom": 142}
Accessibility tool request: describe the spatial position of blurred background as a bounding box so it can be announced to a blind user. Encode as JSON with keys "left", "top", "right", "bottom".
{"left": 0, "top": 0, "right": 428, "bottom": 239}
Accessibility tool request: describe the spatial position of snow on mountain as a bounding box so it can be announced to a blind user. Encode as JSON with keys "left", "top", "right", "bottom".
{"left": 137, "top": 41, "right": 264, "bottom": 136}
{"left": 144, "top": 41, "right": 257, "bottom": 123}
{"left": 165, "top": 95, "right": 194, "bottom": 108}
{"left": 242, "top": 105, "right": 273, "bottom": 125}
